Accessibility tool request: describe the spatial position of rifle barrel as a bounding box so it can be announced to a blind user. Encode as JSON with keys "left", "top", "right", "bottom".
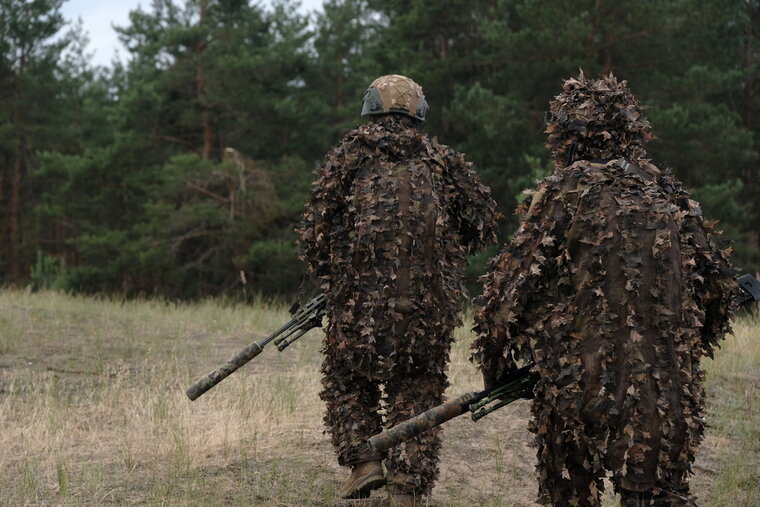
{"left": 185, "top": 294, "right": 326, "bottom": 401}
{"left": 364, "top": 275, "right": 758, "bottom": 451}
{"left": 368, "top": 392, "right": 480, "bottom": 454}
{"left": 276, "top": 325, "right": 312, "bottom": 351}
{"left": 186, "top": 338, "right": 267, "bottom": 401}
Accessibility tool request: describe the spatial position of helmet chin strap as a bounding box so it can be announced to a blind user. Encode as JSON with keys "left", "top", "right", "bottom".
{"left": 565, "top": 142, "right": 578, "bottom": 167}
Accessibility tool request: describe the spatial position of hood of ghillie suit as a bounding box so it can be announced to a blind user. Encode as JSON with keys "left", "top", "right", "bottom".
{"left": 545, "top": 71, "right": 652, "bottom": 166}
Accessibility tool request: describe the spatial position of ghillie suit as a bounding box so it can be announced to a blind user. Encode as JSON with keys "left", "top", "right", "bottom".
{"left": 300, "top": 105, "right": 497, "bottom": 497}
{"left": 472, "top": 73, "right": 736, "bottom": 506}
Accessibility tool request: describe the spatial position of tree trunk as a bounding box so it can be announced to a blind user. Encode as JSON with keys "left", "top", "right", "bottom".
{"left": 0, "top": 163, "right": 5, "bottom": 268}
{"left": 587, "top": 0, "right": 612, "bottom": 73}
{"left": 586, "top": 0, "right": 602, "bottom": 66}
{"left": 741, "top": 1, "right": 755, "bottom": 130}
{"left": 9, "top": 139, "right": 23, "bottom": 278}
{"left": 9, "top": 51, "right": 27, "bottom": 279}
{"left": 197, "top": 0, "right": 215, "bottom": 160}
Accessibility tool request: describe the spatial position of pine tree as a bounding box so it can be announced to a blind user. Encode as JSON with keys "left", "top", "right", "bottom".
{"left": 0, "top": 0, "right": 88, "bottom": 280}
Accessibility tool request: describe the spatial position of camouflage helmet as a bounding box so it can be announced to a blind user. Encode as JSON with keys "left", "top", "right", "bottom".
{"left": 545, "top": 71, "right": 652, "bottom": 165}
{"left": 361, "top": 74, "right": 428, "bottom": 121}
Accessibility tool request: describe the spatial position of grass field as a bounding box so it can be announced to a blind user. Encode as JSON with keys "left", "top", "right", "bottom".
{"left": 0, "top": 289, "right": 757, "bottom": 506}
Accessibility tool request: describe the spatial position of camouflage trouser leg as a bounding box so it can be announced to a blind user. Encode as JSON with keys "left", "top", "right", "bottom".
{"left": 382, "top": 366, "right": 447, "bottom": 496}
{"left": 646, "top": 431, "right": 696, "bottom": 506}
{"left": 320, "top": 349, "right": 384, "bottom": 467}
{"left": 619, "top": 488, "right": 696, "bottom": 507}
{"left": 613, "top": 413, "right": 695, "bottom": 506}
{"left": 613, "top": 459, "right": 696, "bottom": 506}
{"left": 619, "top": 491, "right": 651, "bottom": 507}
{"left": 535, "top": 408, "right": 605, "bottom": 507}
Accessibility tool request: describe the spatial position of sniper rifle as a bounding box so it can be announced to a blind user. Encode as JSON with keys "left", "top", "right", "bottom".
{"left": 368, "top": 274, "right": 760, "bottom": 454}
{"left": 186, "top": 294, "right": 325, "bottom": 401}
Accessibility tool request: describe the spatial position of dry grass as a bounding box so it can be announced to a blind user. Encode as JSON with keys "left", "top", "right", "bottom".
{"left": 0, "top": 289, "right": 757, "bottom": 506}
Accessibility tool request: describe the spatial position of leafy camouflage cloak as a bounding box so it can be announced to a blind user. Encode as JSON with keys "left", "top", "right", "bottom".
{"left": 472, "top": 74, "right": 736, "bottom": 506}
{"left": 300, "top": 115, "right": 497, "bottom": 494}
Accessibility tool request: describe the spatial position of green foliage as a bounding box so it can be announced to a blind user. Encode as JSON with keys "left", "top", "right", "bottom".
{"left": 0, "top": 0, "right": 94, "bottom": 278}
{"left": 241, "top": 240, "right": 302, "bottom": 296}
{"left": 691, "top": 180, "right": 759, "bottom": 271}
{"left": 29, "top": 251, "right": 68, "bottom": 291}
{"left": 308, "top": 0, "right": 382, "bottom": 140}
{"left": 369, "top": 0, "right": 759, "bottom": 273}
{"left": 649, "top": 103, "right": 756, "bottom": 188}
{"left": 465, "top": 244, "right": 500, "bottom": 299}
{"left": 3, "top": 0, "right": 758, "bottom": 296}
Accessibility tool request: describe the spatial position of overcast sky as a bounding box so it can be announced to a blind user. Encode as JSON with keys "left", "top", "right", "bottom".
{"left": 60, "top": 0, "right": 325, "bottom": 67}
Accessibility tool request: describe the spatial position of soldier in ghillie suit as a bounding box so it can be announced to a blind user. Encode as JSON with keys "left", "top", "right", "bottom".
{"left": 300, "top": 74, "right": 497, "bottom": 505}
{"left": 472, "top": 72, "right": 736, "bottom": 506}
